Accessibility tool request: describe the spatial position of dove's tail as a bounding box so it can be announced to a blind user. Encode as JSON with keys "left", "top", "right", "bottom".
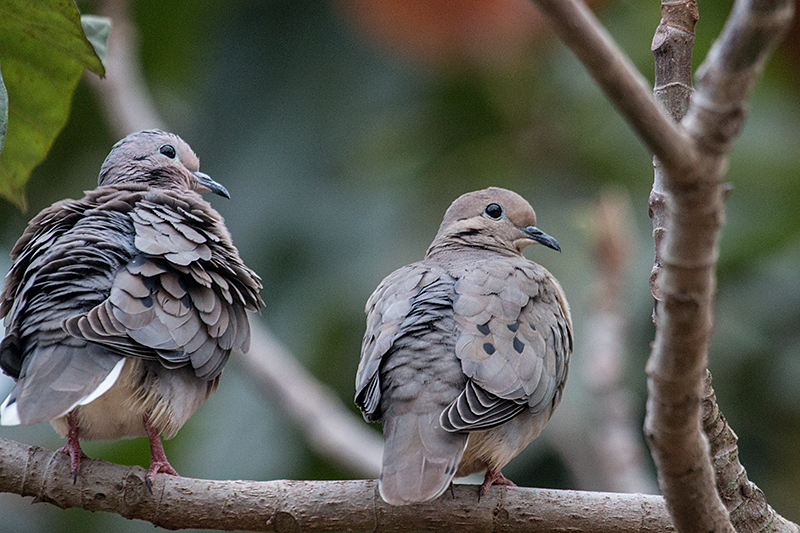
{"left": 1, "top": 341, "right": 125, "bottom": 427}
{"left": 379, "top": 411, "right": 468, "bottom": 505}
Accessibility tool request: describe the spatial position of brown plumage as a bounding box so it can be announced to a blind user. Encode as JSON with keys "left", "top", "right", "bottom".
{"left": 0, "top": 130, "right": 263, "bottom": 486}
{"left": 355, "top": 187, "right": 572, "bottom": 505}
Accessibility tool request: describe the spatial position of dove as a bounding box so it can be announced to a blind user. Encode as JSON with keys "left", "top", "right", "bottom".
{"left": 355, "top": 187, "right": 572, "bottom": 505}
{"left": 0, "top": 130, "right": 263, "bottom": 487}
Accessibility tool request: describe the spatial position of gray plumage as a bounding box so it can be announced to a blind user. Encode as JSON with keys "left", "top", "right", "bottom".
{"left": 0, "top": 130, "right": 262, "bottom": 483}
{"left": 355, "top": 187, "right": 572, "bottom": 505}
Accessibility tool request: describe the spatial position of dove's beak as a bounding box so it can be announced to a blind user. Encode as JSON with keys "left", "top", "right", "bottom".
{"left": 520, "top": 225, "right": 561, "bottom": 252}
{"left": 193, "top": 171, "right": 231, "bottom": 199}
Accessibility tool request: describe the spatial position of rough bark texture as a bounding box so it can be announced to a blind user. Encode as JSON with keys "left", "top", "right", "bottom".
{"left": 702, "top": 372, "right": 800, "bottom": 533}
{"left": 0, "top": 437, "right": 672, "bottom": 533}
{"left": 642, "top": 0, "right": 795, "bottom": 531}
{"left": 649, "top": 0, "right": 698, "bottom": 302}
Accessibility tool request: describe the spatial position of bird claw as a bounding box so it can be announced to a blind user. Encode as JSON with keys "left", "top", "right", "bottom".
{"left": 144, "top": 460, "right": 179, "bottom": 493}
{"left": 478, "top": 469, "right": 517, "bottom": 499}
{"left": 56, "top": 445, "right": 85, "bottom": 484}
{"left": 143, "top": 414, "right": 179, "bottom": 493}
{"left": 57, "top": 411, "right": 87, "bottom": 484}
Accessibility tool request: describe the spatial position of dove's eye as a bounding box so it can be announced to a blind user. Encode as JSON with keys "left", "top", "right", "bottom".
{"left": 484, "top": 203, "right": 503, "bottom": 220}
{"left": 159, "top": 144, "right": 177, "bottom": 159}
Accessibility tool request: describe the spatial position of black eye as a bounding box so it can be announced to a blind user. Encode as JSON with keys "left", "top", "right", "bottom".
{"left": 484, "top": 202, "right": 503, "bottom": 220}
{"left": 159, "top": 144, "right": 176, "bottom": 159}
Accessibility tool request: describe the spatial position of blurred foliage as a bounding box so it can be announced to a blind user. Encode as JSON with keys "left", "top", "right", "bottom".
{"left": 0, "top": 1, "right": 108, "bottom": 208}
{"left": 1, "top": 0, "right": 800, "bottom": 530}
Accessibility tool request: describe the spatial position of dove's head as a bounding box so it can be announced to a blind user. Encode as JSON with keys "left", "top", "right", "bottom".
{"left": 428, "top": 187, "right": 560, "bottom": 257}
{"left": 98, "top": 129, "right": 230, "bottom": 198}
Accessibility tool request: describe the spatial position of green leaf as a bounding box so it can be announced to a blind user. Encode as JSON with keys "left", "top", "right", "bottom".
{"left": 0, "top": 1, "right": 110, "bottom": 209}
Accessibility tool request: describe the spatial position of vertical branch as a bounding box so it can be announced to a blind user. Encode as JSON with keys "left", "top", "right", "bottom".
{"left": 649, "top": 0, "right": 698, "bottom": 303}
{"left": 644, "top": 0, "right": 794, "bottom": 531}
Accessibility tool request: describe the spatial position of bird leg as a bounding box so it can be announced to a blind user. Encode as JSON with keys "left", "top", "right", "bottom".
{"left": 143, "top": 413, "right": 179, "bottom": 491}
{"left": 479, "top": 467, "right": 517, "bottom": 497}
{"left": 56, "top": 410, "right": 87, "bottom": 483}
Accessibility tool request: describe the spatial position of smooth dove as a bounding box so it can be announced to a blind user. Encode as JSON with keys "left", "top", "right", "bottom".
{"left": 355, "top": 187, "right": 572, "bottom": 505}
{"left": 0, "top": 130, "right": 263, "bottom": 487}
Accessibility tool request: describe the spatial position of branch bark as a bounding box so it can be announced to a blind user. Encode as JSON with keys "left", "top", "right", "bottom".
{"left": 702, "top": 372, "right": 800, "bottom": 533}
{"left": 530, "top": 0, "right": 793, "bottom": 530}
{"left": 649, "top": 0, "right": 697, "bottom": 302}
{"left": 529, "top": 0, "right": 697, "bottom": 177}
{"left": 643, "top": 0, "right": 794, "bottom": 531}
{"left": 0, "top": 437, "right": 671, "bottom": 533}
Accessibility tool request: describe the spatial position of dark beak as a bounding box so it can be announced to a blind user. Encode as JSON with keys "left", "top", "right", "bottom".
{"left": 193, "top": 171, "right": 230, "bottom": 199}
{"left": 521, "top": 226, "right": 561, "bottom": 252}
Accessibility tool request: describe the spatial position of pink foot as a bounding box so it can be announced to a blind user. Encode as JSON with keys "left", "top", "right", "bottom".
{"left": 56, "top": 411, "right": 87, "bottom": 483}
{"left": 143, "top": 413, "right": 179, "bottom": 491}
{"left": 479, "top": 468, "right": 517, "bottom": 498}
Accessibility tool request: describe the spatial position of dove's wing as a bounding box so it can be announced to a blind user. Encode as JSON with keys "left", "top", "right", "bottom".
{"left": 1, "top": 187, "right": 262, "bottom": 426}
{"left": 442, "top": 258, "right": 572, "bottom": 432}
{"left": 63, "top": 191, "right": 263, "bottom": 381}
{"left": 356, "top": 263, "right": 469, "bottom": 505}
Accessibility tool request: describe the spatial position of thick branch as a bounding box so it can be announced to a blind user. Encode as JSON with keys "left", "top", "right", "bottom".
{"left": 649, "top": 0, "right": 697, "bottom": 302}
{"left": 529, "top": 0, "right": 697, "bottom": 175}
{"left": 0, "top": 437, "right": 672, "bottom": 533}
{"left": 702, "top": 372, "right": 800, "bottom": 533}
{"left": 644, "top": 0, "right": 794, "bottom": 531}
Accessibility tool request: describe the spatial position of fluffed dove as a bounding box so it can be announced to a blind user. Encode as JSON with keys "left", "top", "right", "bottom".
{"left": 0, "top": 130, "right": 263, "bottom": 487}
{"left": 356, "top": 187, "right": 572, "bottom": 505}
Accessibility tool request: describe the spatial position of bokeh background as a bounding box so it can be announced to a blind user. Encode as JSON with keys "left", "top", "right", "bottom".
{"left": 2, "top": 0, "right": 800, "bottom": 530}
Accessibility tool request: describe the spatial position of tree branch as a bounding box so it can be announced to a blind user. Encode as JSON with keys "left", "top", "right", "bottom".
{"left": 649, "top": 0, "right": 697, "bottom": 302}
{"left": 0, "top": 437, "right": 672, "bottom": 533}
{"left": 643, "top": 0, "right": 794, "bottom": 531}
{"left": 526, "top": 0, "right": 795, "bottom": 530}
{"left": 529, "top": 0, "right": 698, "bottom": 176}
{"left": 701, "top": 372, "right": 800, "bottom": 533}
{"left": 681, "top": 0, "right": 795, "bottom": 159}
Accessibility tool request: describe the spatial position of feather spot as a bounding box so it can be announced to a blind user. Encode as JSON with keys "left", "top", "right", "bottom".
{"left": 483, "top": 342, "right": 495, "bottom": 355}
{"left": 513, "top": 337, "right": 524, "bottom": 354}
{"left": 141, "top": 295, "right": 154, "bottom": 308}
{"left": 476, "top": 322, "right": 490, "bottom": 336}
{"left": 507, "top": 320, "right": 519, "bottom": 332}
